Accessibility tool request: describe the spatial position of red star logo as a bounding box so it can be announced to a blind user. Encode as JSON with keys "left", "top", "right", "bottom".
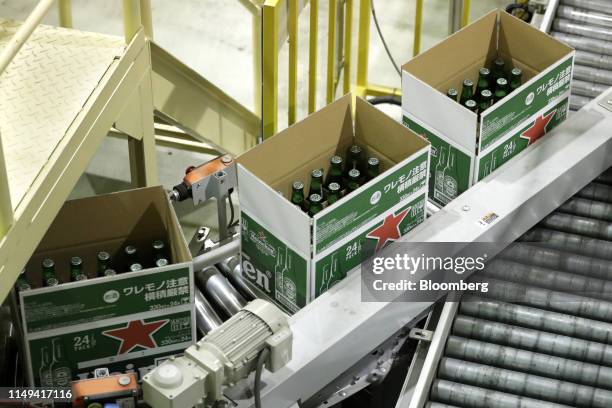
{"left": 103, "top": 319, "right": 168, "bottom": 354}
{"left": 520, "top": 110, "right": 556, "bottom": 145}
{"left": 366, "top": 208, "right": 410, "bottom": 251}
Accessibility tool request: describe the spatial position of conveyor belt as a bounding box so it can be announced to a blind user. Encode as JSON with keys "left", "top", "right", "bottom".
{"left": 426, "top": 167, "right": 612, "bottom": 407}
{"left": 550, "top": 1, "right": 612, "bottom": 110}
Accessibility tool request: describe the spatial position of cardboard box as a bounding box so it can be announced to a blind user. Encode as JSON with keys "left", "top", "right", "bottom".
{"left": 238, "top": 95, "right": 430, "bottom": 314}
{"left": 402, "top": 10, "right": 574, "bottom": 206}
{"left": 19, "top": 186, "right": 195, "bottom": 386}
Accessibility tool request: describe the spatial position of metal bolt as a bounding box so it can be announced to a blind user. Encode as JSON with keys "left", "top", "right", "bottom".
{"left": 339, "top": 391, "right": 347, "bottom": 397}
{"left": 221, "top": 155, "right": 232, "bottom": 164}
{"left": 118, "top": 375, "right": 131, "bottom": 386}
{"left": 462, "top": 205, "right": 471, "bottom": 212}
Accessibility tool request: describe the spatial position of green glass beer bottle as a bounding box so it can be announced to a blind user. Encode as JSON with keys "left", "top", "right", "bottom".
{"left": 327, "top": 182, "right": 341, "bottom": 205}
{"left": 366, "top": 157, "right": 380, "bottom": 181}
{"left": 97, "top": 251, "right": 111, "bottom": 277}
{"left": 346, "top": 145, "right": 362, "bottom": 172}
{"left": 510, "top": 67, "right": 523, "bottom": 91}
{"left": 492, "top": 57, "right": 506, "bottom": 81}
{"left": 309, "top": 169, "right": 324, "bottom": 197}
{"left": 70, "top": 257, "right": 87, "bottom": 281}
{"left": 152, "top": 240, "right": 169, "bottom": 266}
{"left": 326, "top": 155, "right": 344, "bottom": 186}
{"left": 16, "top": 268, "right": 31, "bottom": 292}
{"left": 447, "top": 88, "right": 458, "bottom": 101}
{"left": 308, "top": 194, "right": 323, "bottom": 217}
{"left": 347, "top": 169, "right": 361, "bottom": 192}
{"left": 125, "top": 245, "right": 142, "bottom": 272}
{"left": 291, "top": 181, "right": 305, "bottom": 210}
{"left": 478, "top": 89, "right": 493, "bottom": 112}
{"left": 459, "top": 79, "right": 474, "bottom": 105}
{"left": 494, "top": 78, "right": 509, "bottom": 103}
{"left": 464, "top": 99, "right": 477, "bottom": 113}
{"left": 475, "top": 67, "right": 491, "bottom": 98}
{"left": 41, "top": 258, "right": 59, "bottom": 287}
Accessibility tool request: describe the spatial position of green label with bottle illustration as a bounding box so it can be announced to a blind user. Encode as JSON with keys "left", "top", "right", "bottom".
{"left": 314, "top": 151, "right": 429, "bottom": 253}
{"left": 22, "top": 266, "right": 192, "bottom": 333}
{"left": 313, "top": 194, "right": 426, "bottom": 297}
{"left": 403, "top": 116, "right": 472, "bottom": 207}
{"left": 480, "top": 55, "right": 573, "bottom": 151}
{"left": 477, "top": 97, "right": 569, "bottom": 181}
{"left": 27, "top": 309, "right": 193, "bottom": 386}
{"left": 241, "top": 211, "right": 309, "bottom": 314}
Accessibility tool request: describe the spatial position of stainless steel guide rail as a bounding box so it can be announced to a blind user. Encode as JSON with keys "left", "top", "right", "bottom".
{"left": 231, "top": 85, "right": 612, "bottom": 407}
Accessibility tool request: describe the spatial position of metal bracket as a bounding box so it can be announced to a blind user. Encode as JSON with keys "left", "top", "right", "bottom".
{"left": 408, "top": 328, "right": 433, "bottom": 342}
{"left": 598, "top": 91, "right": 612, "bottom": 112}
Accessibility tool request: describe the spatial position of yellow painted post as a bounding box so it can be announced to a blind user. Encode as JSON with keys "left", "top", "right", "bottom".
{"left": 58, "top": 0, "right": 73, "bottom": 28}
{"left": 308, "top": 0, "right": 318, "bottom": 113}
{"left": 0, "top": 136, "right": 12, "bottom": 238}
{"left": 343, "top": 0, "right": 353, "bottom": 94}
{"left": 139, "top": 0, "right": 154, "bottom": 38}
{"left": 355, "top": 0, "right": 370, "bottom": 95}
{"left": 262, "top": 1, "right": 279, "bottom": 138}
{"left": 122, "top": 0, "right": 142, "bottom": 43}
{"left": 326, "top": 0, "right": 337, "bottom": 103}
{"left": 253, "top": 10, "right": 263, "bottom": 118}
{"left": 413, "top": 0, "right": 423, "bottom": 57}
{"left": 461, "top": 0, "right": 471, "bottom": 28}
{"left": 288, "top": 0, "right": 298, "bottom": 125}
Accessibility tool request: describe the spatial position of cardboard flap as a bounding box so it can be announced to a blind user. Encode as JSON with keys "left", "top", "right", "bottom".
{"left": 237, "top": 95, "right": 353, "bottom": 186}
{"left": 498, "top": 11, "right": 573, "bottom": 73}
{"left": 355, "top": 97, "right": 428, "bottom": 162}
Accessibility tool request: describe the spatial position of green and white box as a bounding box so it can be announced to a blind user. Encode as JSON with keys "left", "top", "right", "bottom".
{"left": 402, "top": 10, "right": 574, "bottom": 207}
{"left": 19, "top": 187, "right": 194, "bottom": 386}
{"left": 238, "top": 95, "right": 430, "bottom": 314}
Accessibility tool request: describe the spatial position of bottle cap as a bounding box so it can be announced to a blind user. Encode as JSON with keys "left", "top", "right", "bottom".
{"left": 348, "top": 169, "right": 361, "bottom": 179}
{"left": 309, "top": 194, "right": 322, "bottom": 203}
{"left": 311, "top": 169, "right": 323, "bottom": 178}
{"left": 293, "top": 181, "right": 304, "bottom": 190}
{"left": 368, "top": 157, "right": 379, "bottom": 166}
{"left": 331, "top": 155, "right": 343, "bottom": 164}
{"left": 70, "top": 257, "right": 83, "bottom": 267}
{"left": 328, "top": 182, "right": 340, "bottom": 192}
{"left": 97, "top": 251, "right": 110, "bottom": 261}
{"left": 42, "top": 258, "right": 54, "bottom": 268}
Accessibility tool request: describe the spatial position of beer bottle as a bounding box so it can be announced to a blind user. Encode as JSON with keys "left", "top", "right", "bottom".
{"left": 39, "top": 347, "right": 52, "bottom": 386}
{"left": 346, "top": 145, "right": 362, "bottom": 172}
{"left": 464, "top": 99, "right": 477, "bottom": 113}
{"left": 16, "top": 268, "right": 31, "bottom": 292}
{"left": 152, "top": 240, "right": 169, "bottom": 265}
{"left": 50, "top": 338, "right": 72, "bottom": 386}
{"left": 327, "top": 182, "right": 341, "bottom": 205}
{"left": 97, "top": 251, "right": 111, "bottom": 277}
{"left": 309, "top": 169, "right": 324, "bottom": 197}
{"left": 326, "top": 155, "right": 344, "bottom": 186}
{"left": 478, "top": 89, "right": 493, "bottom": 112}
{"left": 291, "top": 181, "right": 305, "bottom": 210}
{"left": 347, "top": 169, "right": 361, "bottom": 192}
{"left": 494, "top": 78, "right": 509, "bottom": 103}
{"left": 308, "top": 194, "right": 323, "bottom": 217}
{"left": 366, "top": 157, "right": 380, "bottom": 181}
{"left": 509, "top": 67, "right": 523, "bottom": 91}
{"left": 459, "top": 79, "right": 474, "bottom": 105}
{"left": 447, "top": 88, "right": 458, "bottom": 101}
{"left": 124, "top": 245, "right": 142, "bottom": 272}
{"left": 492, "top": 57, "right": 506, "bottom": 81}
{"left": 475, "top": 67, "right": 491, "bottom": 98}
{"left": 41, "top": 258, "right": 59, "bottom": 287}
{"left": 70, "top": 257, "right": 87, "bottom": 281}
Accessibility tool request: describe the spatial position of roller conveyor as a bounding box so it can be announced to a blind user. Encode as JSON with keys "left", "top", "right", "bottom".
{"left": 425, "top": 173, "right": 612, "bottom": 407}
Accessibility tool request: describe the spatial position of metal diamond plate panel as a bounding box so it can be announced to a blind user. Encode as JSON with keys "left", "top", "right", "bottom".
{"left": 0, "top": 20, "right": 124, "bottom": 209}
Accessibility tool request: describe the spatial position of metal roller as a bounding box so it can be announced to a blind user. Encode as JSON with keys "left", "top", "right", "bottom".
{"left": 453, "top": 315, "right": 612, "bottom": 366}
{"left": 430, "top": 379, "right": 571, "bottom": 408}
{"left": 570, "top": 94, "right": 592, "bottom": 111}
{"left": 559, "top": 197, "right": 612, "bottom": 222}
{"left": 500, "top": 243, "right": 612, "bottom": 281}
{"left": 216, "top": 256, "right": 257, "bottom": 301}
{"left": 557, "top": 6, "right": 612, "bottom": 29}
{"left": 578, "top": 182, "right": 612, "bottom": 203}
{"left": 575, "top": 50, "right": 612, "bottom": 71}
{"left": 572, "top": 79, "right": 608, "bottom": 98}
{"left": 573, "top": 65, "right": 612, "bottom": 86}
{"left": 560, "top": 0, "right": 612, "bottom": 16}
{"left": 552, "top": 32, "right": 612, "bottom": 57}
{"left": 445, "top": 336, "right": 612, "bottom": 389}
{"left": 520, "top": 228, "right": 612, "bottom": 260}
{"left": 195, "top": 290, "right": 223, "bottom": 335}
{"left": 553, "top": 18, "right": 612, "bottom": 42}
{"left": 438, "top": 357, "right": 612, "bottom": 407}
{"left": 425, "top": 403, "right": 459, "bottom": 408}
{"left": 194, "top": 266, "right": 247, "bottom": 318}
{"left": 460, "top": 296, "right": 612, "bottom": 345}
{"left": 481, "top": 277, "right": 612, "bottom": 323}
{"left": 540, "top": 212, "right": 612, "bottom": 240}
{"left": 596, "top": 168, "right": 612, "bottom": 185}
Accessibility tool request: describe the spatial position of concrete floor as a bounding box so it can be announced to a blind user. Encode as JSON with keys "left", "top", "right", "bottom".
{"left": 0, "top": 0, "right": 510, "bottom": 241}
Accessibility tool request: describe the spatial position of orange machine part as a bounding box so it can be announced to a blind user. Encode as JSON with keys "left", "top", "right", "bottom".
{"left": 183, "top": 156, "right": 233, "bottom": 187}
{"left": 71, "top": 373, "right": 138, "bottom": 407}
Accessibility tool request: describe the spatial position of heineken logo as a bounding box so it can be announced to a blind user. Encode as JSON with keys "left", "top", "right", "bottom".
{"left": 520, "top": 109, "right": 556, "bottom": 145}
{"left": 103, "top": 319, "right": 168, "bottom": 354}
{"left": 366, "top": 208, "right": 410, "bottom": 251}
{"left": 249, "top": 231, "right": 275, "bottom": 257}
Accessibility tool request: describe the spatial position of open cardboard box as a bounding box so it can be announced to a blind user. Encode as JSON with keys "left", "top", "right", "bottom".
{"left": 238, "top": 94, "right": 430, "bottom": 313}
{"left": 402, "top": 10, "right": 573, "bottom": 206}
{"left": 20, "top": 186, "right": 194, "bottom": 385}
